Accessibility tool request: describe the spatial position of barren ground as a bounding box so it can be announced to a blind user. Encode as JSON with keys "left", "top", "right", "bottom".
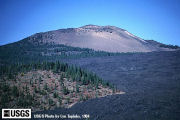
{"left": 33, "top": 50, "right": 180, "bottom": 120}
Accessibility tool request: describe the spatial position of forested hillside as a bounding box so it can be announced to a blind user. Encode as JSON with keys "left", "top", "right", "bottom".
{"left": 0, "top": 36, "right": 124, "bottom": 114}
{"left": 0, "top": 61, "right": 122, "bottom": 112}
{"left": 0, "top": 38, "right": 123, "bottom": 65}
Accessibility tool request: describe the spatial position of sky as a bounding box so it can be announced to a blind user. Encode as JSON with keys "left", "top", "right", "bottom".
{"left": 0, "top": 0, "right": 180, "bottom": 46}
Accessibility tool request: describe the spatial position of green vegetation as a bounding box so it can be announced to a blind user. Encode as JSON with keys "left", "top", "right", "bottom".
{"left": 76, "top": 84, "right": 80, "bottom": 93}
{"left": 0, "top": 36, "right": 121, "bottom": 113}
{"left": 0, "top": 61, "right": 110, "bottom": 88}
{"left": 0, "top": 38, "right": 124, "bottom": 65}
{"left": 0, "top": 61, "right": 116, "bottom": 111}
{"left": 48, "top": 98, "right": 54, "bottom": 106}
{"left": 58, "top": 96, "right": 62, "bottom": 105}
{"left": 62, "top": 86, "right": 69, "bottom": 95}
{"left": 0, "top": 36, "right": 119, "bottom": 111}
{"left": 0, "top": 83, "right": 34, "bottom": 108}
{"left": 53, "top": 92, "right": 58, "bottom": 98}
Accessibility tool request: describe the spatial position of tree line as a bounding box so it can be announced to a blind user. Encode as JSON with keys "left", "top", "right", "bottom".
{"left": 0, "top": 39, "right": 130, "bottom": 65}
{"left": 0, "top": 61, "right": 113, "bottom": 88}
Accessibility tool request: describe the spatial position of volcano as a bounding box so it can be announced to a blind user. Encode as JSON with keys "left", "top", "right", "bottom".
{"left": 26, "top": 25, "right": 175, "bottom": 53}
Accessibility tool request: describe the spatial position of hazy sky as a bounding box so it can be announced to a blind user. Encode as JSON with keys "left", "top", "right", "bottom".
{"left": 0, "top": 0, "right": 180, "bottom": 46}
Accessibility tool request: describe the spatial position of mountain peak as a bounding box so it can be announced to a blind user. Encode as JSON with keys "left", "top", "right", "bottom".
{"left": 80, "top": 25, "right": 125, "bottom": 31}
{"left": 26, "top": 25, "right": 176, "bottom": 53}
{"left": 80, "top": 24, "right": 100, "bottom": 28}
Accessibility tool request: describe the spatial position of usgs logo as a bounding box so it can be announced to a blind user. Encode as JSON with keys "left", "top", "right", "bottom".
{"left": 2, "top": 109, "right": 31, "bottom": 119}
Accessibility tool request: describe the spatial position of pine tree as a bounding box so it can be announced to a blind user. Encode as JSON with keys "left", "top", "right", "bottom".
{"left": 63, "top": 86, "right": 69, "bottom": 95}
{"left": 76, "top": 84, "right": 80, "bottom": 93}
{"left": 44, "top": 83, "right": 48, "bottom": 90}
{"left": 12, "top": 85, "right": 19, "bottom": 97}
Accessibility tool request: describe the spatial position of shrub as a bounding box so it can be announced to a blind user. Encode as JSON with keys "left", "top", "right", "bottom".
{"left": 63, "top": 86, "right": 69, "bottom": 95}
{"left": 53, "top": 92, "right": 58, "bottom": 98}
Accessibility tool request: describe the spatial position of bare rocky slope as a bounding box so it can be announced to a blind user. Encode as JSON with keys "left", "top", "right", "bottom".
{"left": 26, "top": 25, "right": 175, "bottom": 53}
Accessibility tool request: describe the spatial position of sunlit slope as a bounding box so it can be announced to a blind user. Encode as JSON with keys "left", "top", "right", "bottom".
{"left": 27, "top": 25, "right": 174, "bottom": 52}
